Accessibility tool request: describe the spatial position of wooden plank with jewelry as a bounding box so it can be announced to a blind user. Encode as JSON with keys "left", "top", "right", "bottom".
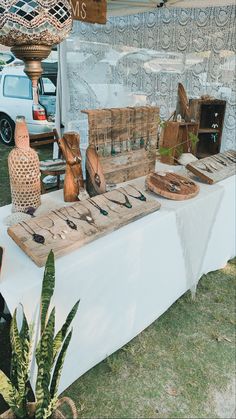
{"left": 82, "top": 106, "right": 159, "bottom": 185}
{"left": 186, "top": 150, "right": 236, "bottom": 184}
{"left": 7, "top": 184, "right": 161, "bottom": 267}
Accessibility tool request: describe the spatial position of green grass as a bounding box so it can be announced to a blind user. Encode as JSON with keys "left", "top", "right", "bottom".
{"left": 0, "top": 261, "right": 235, "bottom": 418}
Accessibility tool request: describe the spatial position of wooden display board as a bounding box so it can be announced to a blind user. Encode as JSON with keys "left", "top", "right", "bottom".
{"left": 8, "top": 185, "right": 161, "bottom": 267}
{"left": 82, "top": 106, "right": 159, "bottom": 185}
{"left": 70, "top": 0, "right": 107, "bottom": 24}
{"left": 186, "top": 150, "right": 236, "bottom": 184}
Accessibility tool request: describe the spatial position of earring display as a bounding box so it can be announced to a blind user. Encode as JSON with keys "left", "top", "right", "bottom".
{"left": 186, "top": 150, "right": 236, "bottom": 184}
{"left": 8, "top": 183, "right": 161, "bottom": 267}
{"left": 146, "top": 172, "right": 199, "bottom": 201}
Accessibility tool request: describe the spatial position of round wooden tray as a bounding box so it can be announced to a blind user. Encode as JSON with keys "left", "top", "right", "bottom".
{"left": 146, "top": 171, "right": 199, "bottom": 200}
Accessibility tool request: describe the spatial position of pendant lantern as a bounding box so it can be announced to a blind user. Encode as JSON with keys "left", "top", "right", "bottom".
{"left": 0, "top": 0, "right": 72, "bottom": 104}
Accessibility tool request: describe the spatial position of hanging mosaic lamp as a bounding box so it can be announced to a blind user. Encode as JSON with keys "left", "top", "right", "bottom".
{"left": 0, "top": 0, "right": 72, "bottom": 103}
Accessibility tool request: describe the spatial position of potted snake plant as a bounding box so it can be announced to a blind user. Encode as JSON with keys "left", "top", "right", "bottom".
{"left": 0, "top": 251, "right": 79, "bottom": 419}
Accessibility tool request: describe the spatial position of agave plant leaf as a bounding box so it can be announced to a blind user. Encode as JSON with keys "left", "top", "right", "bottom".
{"left": 53, "top": 300, "right": 80, "bottom": 361}
{"left": 40, "top": 250, "right": 55, "bottom": 335}
{"left": 19, "top": 311, "right": 31, "bottom": 377}
{"left": 10, "top": 310, "right": 26, "bottom": 398}
{"left": 35, "top": 308, "right": 55, "bottom": 419}
{"left": 50, "top": 330, "right": 72, "bottom": 400}
{"left": 35, "top": 307, "right": 55, "bottom": 419}
{"left": 0, "top": 370, "right": 18, "bottom": 408}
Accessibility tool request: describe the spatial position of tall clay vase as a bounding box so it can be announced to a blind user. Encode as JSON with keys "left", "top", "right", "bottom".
{"left": 8, "top": 116, "right": 41, "bottom": 213}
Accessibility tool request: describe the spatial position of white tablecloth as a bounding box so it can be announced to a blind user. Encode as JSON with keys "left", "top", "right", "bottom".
{"left": 0, "top": 175, "right": 235, "bottom": 393}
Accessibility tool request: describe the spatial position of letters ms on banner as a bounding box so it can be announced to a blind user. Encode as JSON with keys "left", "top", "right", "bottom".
{"left": 70, "top": 0, "right": 107, "bottom": 24}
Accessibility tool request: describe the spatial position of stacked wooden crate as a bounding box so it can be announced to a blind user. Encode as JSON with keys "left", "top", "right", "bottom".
{"left": 82, "top": 106, "right": 159, "bottom": 184}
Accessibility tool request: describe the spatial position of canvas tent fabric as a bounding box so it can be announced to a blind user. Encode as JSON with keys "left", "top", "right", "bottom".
{"left": 107, "top": 0, "right": 236, "bottom": 16}
{"left": 57, "top": 5, "right": 236, "bottom": 151}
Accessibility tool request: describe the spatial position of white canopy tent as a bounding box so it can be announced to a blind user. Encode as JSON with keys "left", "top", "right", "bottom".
{"left": 107, "top": 0, "right": 236, "bottom": 16}
{"left": 56, "top": 1, "right": 236, "bottom": 155}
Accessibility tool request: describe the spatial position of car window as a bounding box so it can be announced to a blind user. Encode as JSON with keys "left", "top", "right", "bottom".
{"left": 3, "top": 75, "right": 32, "bottom": 99}
{"left": 41, "top": 77, "right": 56, "bottom": 95}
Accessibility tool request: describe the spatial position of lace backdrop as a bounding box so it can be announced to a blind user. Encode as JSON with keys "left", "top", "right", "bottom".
{"left": 58, "top": 5, "right": 236, "bottom": 150}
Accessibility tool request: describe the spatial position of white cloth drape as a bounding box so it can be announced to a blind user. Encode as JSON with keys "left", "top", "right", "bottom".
{"left": 0, "top": 173, "right": 235, "bottom": 393}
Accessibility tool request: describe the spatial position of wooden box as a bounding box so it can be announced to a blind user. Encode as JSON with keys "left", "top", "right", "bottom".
{"left": 82, "top": 106, "right": 159, "bottom": 184}
{"left": 189, "top": 99, "right": 226, "bottom": 158}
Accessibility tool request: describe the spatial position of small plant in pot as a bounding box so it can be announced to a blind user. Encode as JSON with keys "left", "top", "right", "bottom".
{"left": 0, "top": 251, "right": 79, "bottom": 419}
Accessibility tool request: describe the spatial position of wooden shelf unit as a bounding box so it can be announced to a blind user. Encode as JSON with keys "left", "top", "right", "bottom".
{"left": 189, "top": 99, "right": 226, "bottom": 158}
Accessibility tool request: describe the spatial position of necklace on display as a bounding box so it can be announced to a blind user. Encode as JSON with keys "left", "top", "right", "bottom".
{"left": 20, "top": 221, "right": 45, "bottom": 244}
{"left": 64, "top": 206, "right": 96, "bottom": 226}
{"left": 223, "top": 154, "right": 236, "bottom": 163}
{"left": 34, "top": 218, "right": 68, "bottom": 240}
{"left": 88, "top": 198, "right": 108, "bottom": 216}
{"left": 64, "top": 137, "right": 81, "bottom": 164}
{"left": 212, "top": 156, "right": 227, "bottom": 167}
{"left": 123, "top": 185, "right": 147, "bottom": 202}
{"left": 87, "top": 146, "right": 101, "bottom": 187}
{"left": 104, "top": 191, "right": 132, "bottom": 209}
{"left": 52, "top": 210, "right": 77, "bottom": 230}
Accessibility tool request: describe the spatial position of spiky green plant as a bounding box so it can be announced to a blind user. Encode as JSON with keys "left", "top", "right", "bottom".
{"left": 0, "top": 251, "right": 79, "bottom": 419}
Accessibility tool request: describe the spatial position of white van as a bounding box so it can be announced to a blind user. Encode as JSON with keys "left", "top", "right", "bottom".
{"left": 0, "top": 66, "right": 56, "bottom": 145}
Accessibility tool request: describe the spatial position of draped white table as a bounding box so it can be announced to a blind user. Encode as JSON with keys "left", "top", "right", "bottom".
{"left": 0, "top": 174, "right": 235, "bottom": 393}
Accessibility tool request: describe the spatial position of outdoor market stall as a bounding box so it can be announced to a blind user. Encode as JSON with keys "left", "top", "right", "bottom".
{"left": 0, "top": 0, "right": 235, "bottom": 413}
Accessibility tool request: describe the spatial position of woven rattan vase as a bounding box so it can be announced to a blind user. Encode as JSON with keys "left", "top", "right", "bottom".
{"left": 8, "top": 116, "right": 41, "bottom": 213}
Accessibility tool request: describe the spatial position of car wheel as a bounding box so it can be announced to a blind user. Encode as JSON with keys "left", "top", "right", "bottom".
{"left": 0, "top": 114, "right": 15, "bottom": 146}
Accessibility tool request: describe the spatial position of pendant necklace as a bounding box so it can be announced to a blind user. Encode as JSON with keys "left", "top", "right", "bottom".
{"left": 64, "top": 137, "right": 81, "bottom": 164}
{"left": 88, "top": 198, "right": 108, "bottom": 216}
{"left": 87, "top": 146, "right": 101, "bottom": 187}
{"left": 124, "top": 185, "right": 147, "bottom": 202}
{"left": 52, "top": 210, "right": 77, "bottom": 230}
{"left": 150, "top": 173, "right": 181, "bottom": 193}
{"left": 34, "top": 218, "right": 68, "bottom": 240}
{"left": 212, "top": 156, "right": 227, "bottom": 167}
{"left": 20, "top": 221, "right": 45, "bottom": 244}
{"left": 63, "top": 138, "right": 83, "bottom": 185}
{"left": 223, "top": 154, "right": 236, "bottom": 163}
{"left": 104, "top": 191, "right": 132, "bottom": 209}
{"left": 64, "top": 206, "right": 96, "bottom": 226}
{"left": 197, "top": 162, "right": 214, "bottom": 173}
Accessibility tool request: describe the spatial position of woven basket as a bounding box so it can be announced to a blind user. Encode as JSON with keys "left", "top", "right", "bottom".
{"left": 0, "top": 397, "right": 78, "bottom": 419}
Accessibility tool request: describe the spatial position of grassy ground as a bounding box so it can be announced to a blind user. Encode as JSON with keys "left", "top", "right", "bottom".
{"left": 0, "top": 261, "right": 235, "bottom": 418}
{"left": 0, "top": 141, "right": 235, "bottom": 418}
